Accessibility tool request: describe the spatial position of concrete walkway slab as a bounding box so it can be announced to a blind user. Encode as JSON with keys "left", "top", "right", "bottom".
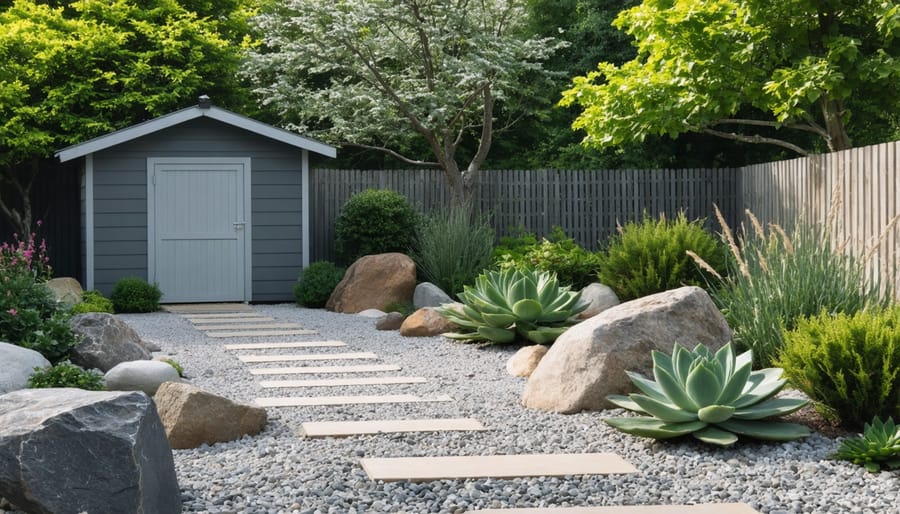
{"left": 224, "top": 341, "right": 346, "bottom": 350}
{"left": 164, "top": 303, "right": 254, "bottom": 314}
{"left": 206, "top": 329, "right": 317, "bottom": 338}
{"left": 259, "top": 376, "right": 427, "bottom": 388}
{"left": 359, "top": 453, "right": 637, "bottom": 482}
{"left": 249, "top": 364, "right": 402, "bottom": 375}
{"left": 199, "top": 323, "right": 303, "bottom": 330}
{"left": 189, "top": 317, "right": 275, "bottom": 324}
{"left": 239, "top": 352, "right": 377, "bottom": 363}
{"left": 467, "top": 505, "right": 760, "bottom": 514}
{"left": 255, "top": 394, "right": 454, "bottom": 407}
{"left": 301, "top": 418, "right": 486, "bottom": 437}
{"left": 182, "top": 312, "right": 263, "bottom": 319}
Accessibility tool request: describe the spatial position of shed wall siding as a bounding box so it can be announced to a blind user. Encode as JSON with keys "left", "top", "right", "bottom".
{"left": 91, "top": 117, "right": 303, "bottom": 301}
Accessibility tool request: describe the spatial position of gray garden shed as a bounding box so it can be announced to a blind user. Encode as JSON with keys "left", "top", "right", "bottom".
{"left": 56, "top": 97, "right": 336, "bottom": 303}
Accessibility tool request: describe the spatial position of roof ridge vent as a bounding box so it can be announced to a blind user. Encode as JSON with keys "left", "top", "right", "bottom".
{"left": 198, "top": 95, "right": 211, "bottom": 109}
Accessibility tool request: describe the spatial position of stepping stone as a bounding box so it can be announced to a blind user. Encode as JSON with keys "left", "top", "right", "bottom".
{"left": 301, "top": 418, "right": 486, "bottom": 438}
{"left": 239, "top": 352, "right": 377, "bottom": 363}
{"left": 249, "top": 364, "right": 402, "bottom": 375}
{"left": 189, "top": 316, "right": 275, "bottom": 324}
{"left": 183, "top": 312, "right": 263, "bottom": 319}
{"left": 164, "top": 303, "right": 254, "bottom": 314}
{"left": 255, "top": 394, "right": 454, "bottom": 407}
{"left": 467, "top": 505, "right": 761, "bottom": 514}
{"left": 199, "top": 323, "right": 303, "bottom": 331}
{"left": 224, "top": 341, "right": 346, "bottom": 350}
{"left": 206, "top": 329, "right": 317, "bottom": 338}
{"left": 359, "top": 453, "right": 637, "bottom": 482}
{"left": 259, "top": 376, "right": 427, "bottom": 388}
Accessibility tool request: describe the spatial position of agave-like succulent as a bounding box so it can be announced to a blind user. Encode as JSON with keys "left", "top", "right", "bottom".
{"left": 434, "top": 268, "right": 587, "bottom": 344}
{"left": 832, "top": 417, "right": 900, "bottom": 472}
{"left": 606, "top": 343, "right": 810, "bottom": 446}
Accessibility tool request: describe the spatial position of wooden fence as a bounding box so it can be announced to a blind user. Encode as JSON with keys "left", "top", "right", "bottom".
{"left": 740, "top": 140, "right": 900, "bottom": 288}
{"left": 309, "top": 167, "right": 743, "bottom": 261}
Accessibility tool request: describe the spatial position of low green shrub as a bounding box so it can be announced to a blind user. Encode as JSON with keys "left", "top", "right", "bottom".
{"left": 831, "top": 416, "right": 900, "bottom": 472}
{"left": 159, "top": 357, "right": 184, "bottom": 377}
{"left": 0, "top": 274, "right": 78, "bottom": 363}
{"left": 597, "top": 212, "right": 727, "bottom": 301}
{"left": 71, "top": 290, "right": 114, "bottom": 314}
{"left": 334, "top": 189, "right": 419, "bottom": 264}
{"left": 494, "top": 227, "right": 600, "bottom": 289}
{"left": 702, "top": 208, "right": 889, "bottom": 367}
{"left": 28, "top": 361, "right": 105, "bottom": 390}
{"left": 606, "top": 343, "right": 810, "bottom": 446}
{"left": 294, "top": 261, "right": 345, "bottom": 308}
{"left": 436, "top": 268, "right": 587, "bottom": 344}
{"left": 778, "top": 309, "right": 900, "bottom": 429}
{"left": 491, "top": 227, "right": 538, "bottom": 264}
{"left": 384, "top": 301, "right": 416, "bottom": 317}
{"left": 412, "top": 204, "right": 494, "bottom": 296}
{"left": 110, "top": 277, "right": 162, "bottom": 313}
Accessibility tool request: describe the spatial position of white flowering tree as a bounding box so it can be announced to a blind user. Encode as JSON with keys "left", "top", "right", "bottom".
{"left": 242, "top": 0, "right": 564, "bottom": 203}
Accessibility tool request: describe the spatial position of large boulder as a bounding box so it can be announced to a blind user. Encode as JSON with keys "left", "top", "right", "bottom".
{"left": 0, "top": 388, "right": 181, "bottom": 514}
{"left": 578, "top": 283, "right": 620, "bottom": 319}
{"left": 326, "top": 253, "right": 416, "bottom": 313}
{"left": 0, "top": 342, "right": 51, "bottom": 394}
{"left": 154, "top": 382, "right": 268, "bottom": 449}
{"left": 105, "top": 360, "right": 181, "bottom": 396}
{"left": 413, "top": 282, "right": 454, "bottom": 308}
{"left": 399, "top": 307, "right": 456, "bottom": 337}
{"left": 44, "top": 277, "right": 84, "bottom": 307}
{"left": 506, "top": 345, "right": 548, "bottom": 378}
{"left": 522, "top": 286, "right": 731, "bottom": 413}
{"left": 69, "top": 313, "right": 151, "bottom": 372}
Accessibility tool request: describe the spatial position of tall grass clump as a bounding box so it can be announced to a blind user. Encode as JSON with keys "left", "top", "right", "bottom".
{"left": 411, "top": 203, "right": 494, "bottom": 297}
{"left": 597, "top": 211, "right": 728, "bottom": 301}
{"left": 692, "top": 205, "right": 891, "bottom": 367}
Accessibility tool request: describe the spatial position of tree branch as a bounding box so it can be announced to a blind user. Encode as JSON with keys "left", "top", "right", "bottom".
{"left": 340, "top": 142, "right": 441, "bottom": 166}
{"left": 700, "top": 128, "right": 810, "bottom": 156}
{"left": 711, "top": 118, "right": 829, "bottom": 138}
{"left": 465, "top": 85, "right": 494, "bottom": 186}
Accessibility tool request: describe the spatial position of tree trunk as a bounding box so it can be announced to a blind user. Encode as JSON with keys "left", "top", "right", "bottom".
{"left": 0, "top": 160, "right": 36, "bottom": 237}
{"left": 821, "top": 97, "right": 851, "bottom": 152}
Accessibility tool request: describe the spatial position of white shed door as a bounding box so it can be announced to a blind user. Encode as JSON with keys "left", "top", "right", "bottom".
{"left": 148, "top": 158, "right": 251, "bottom": 303}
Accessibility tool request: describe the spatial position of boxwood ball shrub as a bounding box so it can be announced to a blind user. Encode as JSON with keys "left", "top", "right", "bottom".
{"left": 334, "top": 189, "right": 419, "bottom": 264}
{"left": 597, "top": 212, "right": 728, "bottom": 301}
{"left": 110, "top": 276, "right": 162, "bottom": 313}
{"left": 28, "top": 361, "right": 105, "bottom": 391}
{"left": 778, "top": 308, "right": 900, "bottom": 429}
{"left": 294, "top": 261, "right": 345, "bottom": 308}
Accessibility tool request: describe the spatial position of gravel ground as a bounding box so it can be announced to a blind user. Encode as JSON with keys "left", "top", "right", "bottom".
{"left": 112, "top": 304, "right": 899, "bottom": 514}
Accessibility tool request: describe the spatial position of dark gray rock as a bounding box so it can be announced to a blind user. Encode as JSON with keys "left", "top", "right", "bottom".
{"left": 69, "top": 313, "right": 151, "bottom": 372}
{"left": 0, "top": 388, "right": 180, "bottom": 514}
{"left": 412, "top": 282, "right": 454, "bottom": 308}
{"left": 375, "top": 312, "right": 405, "bottom": 331}
{"left": 0, "top": 342, "right": 50, "bottom": 394}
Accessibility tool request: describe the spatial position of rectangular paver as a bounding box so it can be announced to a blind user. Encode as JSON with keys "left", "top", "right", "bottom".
{"left": 248, "top": 364, "right": 402, "bottom": 375}
{"left": 224, "top": 341, "right": 346, "bottom": 350}
{"left": 200, "top": 323, "right": 303, "bottom": 331}
{"left": 206, "top": 329, "right": 317, "bottom": 338}
{"left": 259, "top": 376, "right": 427, "bottom": 388}
{"left": 255, "top": 394, "right": 454, "bottom": 407}
{"left": 183, "top": 312, "right": 264, "bottom": 319}
{"left": 467, "top": 504, "right": 760, "bottom": 514}
{"left": 164, "top": 303, "right": 254, "bottom": 314}
{"left": 301, "top": 418, "right": 486, "bottom": 437}
{"left": 189, "top": 317, "right": 275, "bottom": 324}
{"left": 359, "top": 453, "right": 637, "bottom": 482}
{"left": 239, "top": 352, "right": 377, "bottom": 363}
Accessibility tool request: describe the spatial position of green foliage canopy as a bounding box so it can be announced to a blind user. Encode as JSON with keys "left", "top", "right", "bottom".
{"left": 560, "top": 0, "right": 900, "bottom": 155}
{"left": 242, "top": 0, "right": 565, "bottom": 202}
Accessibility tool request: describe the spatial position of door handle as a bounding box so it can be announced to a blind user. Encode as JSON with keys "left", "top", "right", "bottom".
{"left": 233, "top": 222, "right": 246, "bottom": 230}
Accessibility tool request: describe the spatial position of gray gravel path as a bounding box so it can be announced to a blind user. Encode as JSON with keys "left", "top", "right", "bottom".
{"left": 113, "top": 305, "right": 898, "bottom": 514}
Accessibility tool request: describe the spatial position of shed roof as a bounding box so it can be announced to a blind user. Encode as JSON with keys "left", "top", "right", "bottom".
{"left": 56, "top": 100, "right": 337, "bottom": 162}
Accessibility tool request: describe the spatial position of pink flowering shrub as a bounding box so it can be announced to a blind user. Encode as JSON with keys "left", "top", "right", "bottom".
{"left": 0, "top": 221, "right": 52, "bottom": 282}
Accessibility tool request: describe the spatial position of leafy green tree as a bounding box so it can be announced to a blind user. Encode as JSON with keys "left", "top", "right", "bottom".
{"left": 242, "top": 0, "right": 565, "bottom": 203}
{"left": 0, "top": 0, "right": 252, "bottom": 236}
{"left": 561, "top": 0, "right": 900, "bottom": 156}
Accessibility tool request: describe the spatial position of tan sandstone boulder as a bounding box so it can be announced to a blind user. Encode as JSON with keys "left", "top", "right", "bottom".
{"left": 522, "top": 286, "right": 731, "bottom": 413}
{"left": 45, "top": 277, "right": 83, "bottom": 306}
{"left": 506, "top": 345, "right": 548, "bottom": 378}
{"left": 577, "top": 283, "right": 620, "bottom": 319}
{"left": 326, "top": 253, "right": 416, "bottom": 313}
{"left": 400, "top": 307, "right": 456, "bottom": 337}
{"left": 154, "top": 382, "right": 267, "bottom": 449}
